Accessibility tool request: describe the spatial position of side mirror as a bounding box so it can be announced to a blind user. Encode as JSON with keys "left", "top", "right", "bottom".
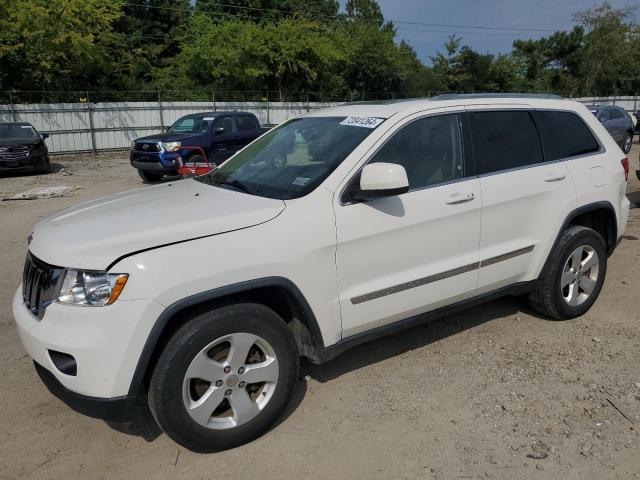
{"left": 352, "top": 162, "right": 409, "bottom": 201}
{"left": 214, "top": 127, "right": 225, "bottom": 135}
{"left": 41, "top": 133, "right": 49, "bottom": 139}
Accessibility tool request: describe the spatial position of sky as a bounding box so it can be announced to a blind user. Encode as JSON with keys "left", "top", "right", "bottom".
{"left": 339, "top": 0, "right": 639, "bottom": 63}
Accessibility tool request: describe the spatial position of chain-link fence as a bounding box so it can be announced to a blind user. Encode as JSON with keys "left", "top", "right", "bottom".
{"left": 1, "top": 91, "right": 638, "bottom": 154}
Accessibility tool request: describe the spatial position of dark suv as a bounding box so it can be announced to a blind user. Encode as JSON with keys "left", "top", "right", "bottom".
{"left": 0, "top": 123, "right": 50, "bottom": 173}
{"left": 130, "top": 112, "right": 263, "bottom": 182}
{"left": 587, "top": 105, "right": 634, "bottom": 154}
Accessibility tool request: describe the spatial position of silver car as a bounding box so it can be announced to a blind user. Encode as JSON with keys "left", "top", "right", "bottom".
{"left": 587, "top": 104, "right": 634, "bottom": 154}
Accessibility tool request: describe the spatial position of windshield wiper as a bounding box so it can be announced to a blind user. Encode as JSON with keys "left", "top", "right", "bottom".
{"left": 219, "top": 179, "right": 253, "bottom": 194}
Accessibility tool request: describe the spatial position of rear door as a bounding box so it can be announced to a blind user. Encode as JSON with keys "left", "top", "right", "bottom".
{"left": 334, "top": 110, "right": 482, "bottom": 337}
{"left": 468, "top": 108, "right": 577, "bottom": 293}
{"left": 210, "top": 115, "right": 238, "bottom": 164}
{"left": 235, "top": 114, "right": 261, "bottom": 149}
{"left": 607, "top": 107, "right": 626, "bottom": 143}
{"left": 597, "top": 108, "right": 615, "bottom": 141}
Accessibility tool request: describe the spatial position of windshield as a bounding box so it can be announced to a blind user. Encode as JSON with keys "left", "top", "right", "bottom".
{"left": 195, "top": 116, "right": 383, "bottom": 199}
{"left": 168, "top": 116, "right": 214, "bottom": 133}
{"left": 0, "top": 125, "right": 39, "bottom": 140}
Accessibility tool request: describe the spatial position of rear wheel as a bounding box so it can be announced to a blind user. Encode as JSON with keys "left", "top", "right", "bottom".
{"left": 138, "top": 169, "right": 163, "bottom": 183}
{"left": 622, "top": 133, "right": 633, "bottom": 154}
{"left": 148, "top": 303, "right": 299, "bottom": 452}
{"left": 528, "top": 225, "right": 607, "bottom": 320}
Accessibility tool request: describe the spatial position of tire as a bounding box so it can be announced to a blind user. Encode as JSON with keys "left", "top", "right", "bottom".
{"left": 39, "top": 157, "right": 51, "bottom": 174}
{"left": 528, "top": 225, "right": 607, "bottom": 320}
{"left": 622, "top": 133, "right": 633, "bottom": 154}
{"left": 148, "top": 303, "right": 299, "bottom": 452}
{"left": 138, "top": 169, "right": 163, "bottom": 183}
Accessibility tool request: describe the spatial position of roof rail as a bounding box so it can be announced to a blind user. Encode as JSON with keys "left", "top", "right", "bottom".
{"left": 430, "top": 93, "right": 563, "bottom": 100}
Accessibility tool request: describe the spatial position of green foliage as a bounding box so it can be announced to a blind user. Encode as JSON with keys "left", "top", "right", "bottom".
{"left": 0, "top": 0, "right": 638, "bottom": 101}
{"left": 0, "top": 0, "right": 124, "bottom": 95}
{"left": 574, "top": 2, "right": 639, "bottom": 95}
{"left": 194, "top": 0, "right": 339, "bottom": 22}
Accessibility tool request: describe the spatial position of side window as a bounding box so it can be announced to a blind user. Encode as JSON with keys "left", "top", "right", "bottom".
{"left": 536, "top": 110, "right": 600, "bottom": 160}
{"left": 237, "top": 115, "right": 258, "bottom": 132}
{"left": 598, "top": 109, "right": 610, "bottom": 121}
{"left": 172, "top": 117, "right": 194, "bottom": 132}
{"left": 369, "top": 114, "right": 464, "bottom": 189}
{"left": 470, "top": 110, "right": 543, "bottom": 175}
{"left": 214, "top": 116, "right": 235, "bottom": 135}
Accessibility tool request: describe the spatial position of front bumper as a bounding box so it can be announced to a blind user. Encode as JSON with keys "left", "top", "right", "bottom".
{"left": 0, "top": 155, "right": 47, "bottom": 172}
{"left": 130, "top": 150, "right": 178, "bottom": 173}
{"left": 13, "top": 287, "right": 165, "bottom": 401}
{"left": 33, "top": 361, "right": 134, "bottom": 421}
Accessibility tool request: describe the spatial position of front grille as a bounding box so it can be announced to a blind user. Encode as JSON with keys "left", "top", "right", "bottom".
{"left": 134, "top": 142, "right": 161, "bottom": 153}
{"left": 22, "top": 253, "right": 63, "bottom": 319}
{"left": 0, "top": 144, "right": 30, "bottom": 160}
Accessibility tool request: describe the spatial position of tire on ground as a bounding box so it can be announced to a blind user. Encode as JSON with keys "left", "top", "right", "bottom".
{"left": 528, "top": 225, "right": 607, "bottom": 320}
{"left": 148, "top": 302, "right": 300, "bottom": 453}
{"left": 138, "top": 170, "right": 163, "bottom": 183}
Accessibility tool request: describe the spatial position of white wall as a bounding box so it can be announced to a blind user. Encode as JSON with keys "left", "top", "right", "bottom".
{"left": 0, "top": 101, "right": 341, "bottom": 154}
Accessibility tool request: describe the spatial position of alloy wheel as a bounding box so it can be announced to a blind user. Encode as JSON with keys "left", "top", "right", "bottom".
{"left": 560, "top": 244, "right": 599, "bottom": 307}
{"left": 182, "top": 332, "right": 279, "bottom": 429}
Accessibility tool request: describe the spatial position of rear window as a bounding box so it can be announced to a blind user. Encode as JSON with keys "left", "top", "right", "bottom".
{"left": 237, "top": 115, "right": 258, "bottom": 132}
{"left": 608, "top": 108, "right": 625, "bottom": 120}
{"left": 469, "top": 111, "right": 543, "bottom": 175}
{"left": 536, "top": 110, "right": 600, "bottom": 160}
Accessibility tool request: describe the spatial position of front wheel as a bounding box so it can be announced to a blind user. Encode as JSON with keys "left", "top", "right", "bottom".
{"left": 528, "top": 225, "right": 607, "bottom": 320}
{"left": 148, "top": 303, "right": 299, "bottom": 452}
{"left": 138, "top": 169, "right": 163, "bottom": 183}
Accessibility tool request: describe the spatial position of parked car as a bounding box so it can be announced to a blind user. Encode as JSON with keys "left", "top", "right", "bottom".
{"left": 14, "top": 94, "right": 630, "bottom": 452}
{"left": 0, "top": 122, "right": 50, "bottom": 173}
{"left": 587, "top": 104, "right": 634, "bottom": 153}
{"left": 633, "top": 111, "right": 640, "bottom": 134}
{"left": 130, "top": 111, "right": 264, "bottom": 182}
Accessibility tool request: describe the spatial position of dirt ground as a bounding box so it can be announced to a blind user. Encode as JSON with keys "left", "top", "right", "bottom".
{"left": 1, "top": 145, "right": 639, "bottom": 480}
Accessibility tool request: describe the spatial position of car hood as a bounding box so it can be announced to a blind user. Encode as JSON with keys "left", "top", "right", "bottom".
{"left": 29, "top": 180, "right": 285, "bottom": 270}
{"left": 136, "top": 133, "right": 199, "bottom": 143}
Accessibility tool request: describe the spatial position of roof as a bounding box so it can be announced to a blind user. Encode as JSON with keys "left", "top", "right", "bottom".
{"left": 180, "top": 111, "right": 246, "bottom": 117}
{"left": 0, "top": 122, "right": 34, "bottom": 126}
{"left": 305, "top": 93, "right": 583, "bottom": 119}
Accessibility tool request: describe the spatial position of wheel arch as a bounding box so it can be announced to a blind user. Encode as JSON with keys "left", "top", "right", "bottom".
{"left": 558, "top": 201, "right": 618, "bottom": 255}
{"left": 127, "top": 277, "right": 324, "bottom": 397}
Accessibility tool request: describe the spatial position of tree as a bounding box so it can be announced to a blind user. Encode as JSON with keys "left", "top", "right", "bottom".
{"left": 194, "top": 0, "right": 339, "bottom": 22}
{"left": 574, "top": 2, "right": 639, "bottom": 95}
{"left": 112, "top": 0, "right": 192, "bottom": 91}
{"left": 512, "top": 27, "right": 584, "bottom": 95}
{"left": 0, "top": 0, "right": 124, "bottom": 97}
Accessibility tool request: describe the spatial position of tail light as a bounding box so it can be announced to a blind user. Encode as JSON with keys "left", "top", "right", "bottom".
{"left": 621, "top": 157, "right": 629, "bottom": 182}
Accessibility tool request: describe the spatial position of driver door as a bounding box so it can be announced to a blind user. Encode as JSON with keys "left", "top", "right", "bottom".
{"left": 334, "top": 111, "right": 482, "bottom": 337}
{"left": 211, "top": 115, "right": 238, "bottom": 164}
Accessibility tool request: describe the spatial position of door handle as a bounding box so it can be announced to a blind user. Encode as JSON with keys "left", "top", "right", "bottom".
{"left": 544, "top": 172, "right": 566, "bottom": 182}
{"left": 445, "top": 192, "right": 475, "bottom": 204}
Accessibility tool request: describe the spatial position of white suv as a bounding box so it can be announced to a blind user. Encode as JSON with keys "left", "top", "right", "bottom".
{"left": 13, "top": 94, "right": 630, "bottom": 452}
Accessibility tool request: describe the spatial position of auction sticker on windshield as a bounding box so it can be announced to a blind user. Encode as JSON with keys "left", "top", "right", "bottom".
{"left": 339, "top": 116, "right": 384, "bottom": 128}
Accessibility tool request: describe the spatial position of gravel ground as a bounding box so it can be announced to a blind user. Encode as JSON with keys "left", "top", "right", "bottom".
{"left": 1, "top": 145, "right": 639, "bottom": 480}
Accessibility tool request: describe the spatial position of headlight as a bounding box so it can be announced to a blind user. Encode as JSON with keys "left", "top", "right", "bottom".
{"left": 161, "top": 141, "right": 181, "bottom": 152}
{"left": 57, "top": 270, "right": 128, "bottom": 306}
{"left": 130, "top": 140, "right": 136, "bottom": 149}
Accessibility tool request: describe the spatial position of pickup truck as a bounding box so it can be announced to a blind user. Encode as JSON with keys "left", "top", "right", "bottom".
{"left": 130, "top": 111, "right": 264, "bottom": 182}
